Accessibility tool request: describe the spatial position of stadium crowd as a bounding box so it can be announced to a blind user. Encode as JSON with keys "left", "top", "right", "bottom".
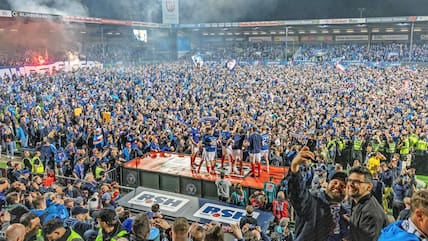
{"left": 0, "top": 60, "right": 427, "bottom": 240}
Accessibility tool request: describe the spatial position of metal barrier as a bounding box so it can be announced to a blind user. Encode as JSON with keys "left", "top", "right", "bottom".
{"left": 52, "top": 173, "right": 136, "bottom": 195}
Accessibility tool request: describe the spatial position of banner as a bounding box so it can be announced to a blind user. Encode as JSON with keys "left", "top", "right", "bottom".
{"left": 335, "top": 35, "right": 369, "bottom": 41}
{"left": 248, "top": 36, "right": 272, "bottom": 42}
{"left": 273, "top": 36, "right": 298, "bottom": 42}
{"left": 162, "top": 0, "right": 179, "bottom": 24}
{"left": 372, "top": 34, "right": 408, "bottom": 41}
{"left": 0, "top": 9, "right": 12, "bottom": 17}
{"left": 0, "top": 61, "right": 102, "bottom": 77}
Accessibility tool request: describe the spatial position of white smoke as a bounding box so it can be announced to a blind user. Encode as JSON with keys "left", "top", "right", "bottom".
{"left": 7, "top": 0, "right": 88, "bottom": 16}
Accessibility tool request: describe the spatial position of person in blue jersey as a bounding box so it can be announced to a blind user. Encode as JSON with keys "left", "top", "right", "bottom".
{"left": 189, "top": 122, "right": 201, "bottom": 173}
{"left": 378, "top": 189, "right": 428, "bottom": 241}
{"left": 220, "top": 123, "right": 233, "bottom": 171}
{"left": 248, "top": 126, "right": 262, "bottom": 177}
{"left": 203, "top": 127, "right": 219, "bottom": 175}
{"left": 231, "top": 127, "right": 246, "bottom": 175}
{"left": 260, "top": 126, "right": 270, "bottom": 173}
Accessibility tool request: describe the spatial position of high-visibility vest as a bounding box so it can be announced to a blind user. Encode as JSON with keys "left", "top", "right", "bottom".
{"left": 416, "top": 140, "right": 427, "bottom": 151}
{"left": 409, "top": 134, "right": 419, "bottom": 147}
{"left": 67, "top": 229, "right": 83, "bottom": 241}
{"left": 387, "top": 141, "right": 396, "bottom": 154}
{"left": 337, "top": 139, "right": 346, "bottom": 150}
{"left": 400, "top": 138, "right": 410, "bottom": 155}
{"left": 31, "top": 157, "right": 44, "bottom": 174}
{"left": 95, "top": 228, "right": 128, "bottom": 241}
{"left": 353, "top": 140, "right": 363, "bottom": 151}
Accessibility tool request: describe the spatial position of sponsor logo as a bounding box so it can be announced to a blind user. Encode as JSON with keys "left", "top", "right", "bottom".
{"left": 128, "top": 191, "right": 189, "bottom": 212}
{"left": 193, "top": 203, "right": 260, "bottom": 224}
{"left": 126, "top": 173, "right": 137, "bottom": 185}
{"left": 165, "top": 0, "right": 175, "bottom": 12}
{"left": 186, "top": 183, "right": 197, "bottom": 195}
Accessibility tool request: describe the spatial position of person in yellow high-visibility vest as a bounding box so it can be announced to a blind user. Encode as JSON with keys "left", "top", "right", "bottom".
{"left": 398, "top": 135, "right": 411, "bottom": 167}
{"left": 32, "top": 151, "right": 44, "bottom": 175}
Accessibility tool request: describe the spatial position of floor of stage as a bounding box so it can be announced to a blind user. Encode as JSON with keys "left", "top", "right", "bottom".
{"left": 124, "top": 153, "right": 288, "bottom": 189}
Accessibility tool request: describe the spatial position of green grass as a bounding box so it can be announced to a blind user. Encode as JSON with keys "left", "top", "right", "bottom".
{"left": 416, "top": 175, "right": 428, "bottom": 186}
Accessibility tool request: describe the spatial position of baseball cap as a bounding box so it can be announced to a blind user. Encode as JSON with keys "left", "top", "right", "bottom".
{"left": 92, "top": 208, "right": 116, "bottom": 222}
{"left": 102, "top": 192, "right": 112, "bottom": 200}
{"left": 329, "top": 172, "right": 347, "bottom": 183}
{"left": 71, "top": 206, "right": 89, "bottom": 216}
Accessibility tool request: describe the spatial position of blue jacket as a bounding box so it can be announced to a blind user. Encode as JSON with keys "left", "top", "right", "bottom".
{"left": 378, "top": 221, "right": 420, "bottom": 241}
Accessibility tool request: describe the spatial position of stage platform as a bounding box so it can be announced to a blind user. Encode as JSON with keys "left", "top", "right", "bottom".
{"left": 121, "top": 153, "right": 288, "bottom": 200}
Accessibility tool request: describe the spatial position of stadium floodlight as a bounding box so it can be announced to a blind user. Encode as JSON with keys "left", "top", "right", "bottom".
{"left": 202, "top": 33, "right": 208, "bottom": 35}
{"left": 243, "top": 32, "right": 250, "bottom": 35}
{"left": 252, "top": 32, "right": 259, "bottom": 35}
{"left": 80, "top": 31, "right": 86, "bottom": 34}
{"left": 357, "top": 24, "right": 366, "bottom": 27}
{"left": 346, "top": 29, "right": 354, "bottom": 33}
{"left": 288, "top": 31, "right": 294, "bottom": 34}
{"left": 397, "top": 22, "right": 409, "bottom": 26}
{"left": 219, "top": 32, "right": 225, "bottom": 35}
{"left": 385, "top": 29, "right": 394, "bottom": 32}
{"left": 414, "top": 27, "right": 422, "bottom": 32}
{"left": 298, "top": 30, "right": 305, "bottom": 34}
{"left": 234, "top": 32, "right": 240, "bottom": 35}
{"left": 107, "top": 32, "right": 113, "bottom": 35}
{"left": 400, "top": 29, "right": 409, "bottom": 32}
{"left": 260, "top": 31, "right": 267, "bottom": 35}
{"left": 318, "top": 25, "right": 329, "bottom": 28}
{"left": 333, "top": 29, "right": 340, "bottom": 33}
{"left": 270, "top": 31, "right": 276, "bottom": 34}
{"left": 226, "top": 32, "right": 233, "bottom": 35}
{"left": 279, "top": 31, "right": 285, "bottom": 34}
{"left": 360, "top": 29, "right": 368, "bottom": 33}
{"left": 372, "top": 29, "right": 380, "bottom": 32}
{"left": 310, "top": 30, "right": 317, "bottom": 34}
{"left": 321, "top": 30, "right": 329, "bottom": 34}
{"left": 210, "top": 33, "right": 215, "bottom": 35}
{"left": 115, "top": 32, "right": 120, "bottom": 35}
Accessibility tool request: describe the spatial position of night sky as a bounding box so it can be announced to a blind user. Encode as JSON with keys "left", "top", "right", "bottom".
{"left": 0, "top": 0, "right": 426, "bottom": 23}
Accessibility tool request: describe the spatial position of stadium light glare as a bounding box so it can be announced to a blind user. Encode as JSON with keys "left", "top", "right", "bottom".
{"left": 333, "top": 29, "right": 340, "bottom": 33}
{"left": 260, "top": 31, "right": 267, "bottom": 35}
{"left": 252, "top": 32, "right": 259, "bottom": 35}
{"left": 310, "top": 30, "right": 317, "bottom": 34}
{"left": 397, "top": 22, "right": 409, "bottom": 26}
{"left": 270, "top": 31, "right": 276, "bottom": 34}
{"left": 288, "top": 31, "right": 294, "bottom": 34}
{"left": 298, "top": 30, "right": 305, "bottom": 34}
{"left": 360, "top": 29, "right": 368, "bottom": 33}
{"left": 80, "top": 31, "right": 86, "bottom": 34}
{"left": 357, "top": 24, "right": 366, "bottom": 27}
{"left": 210, "top": 33, "right": 215, "bottom": 35}
{"left": 226, "top": 32, "right": 233, "bottom": 35}
{"left": 10, "top": 29, "right": 18, "bottom": 32}
{"left": 107, "top": 32, "right": 113, "bottom": 35}
{"left": 115, "top": 32, "right": 120, "bottom": 35}
{"left": 346, "top": 29, "right": 354, "bottom": 33}
{"left": 321, "top": 30, "right": 329, "bottom": 34}
{"left": 372, "top": 29, "right": 379, "bottom": 32}
{"left": 318, "top": 25, "right": 329, "bottom": 28}
{"left": 279, "top": 31, "right": 285, "bottom": 34}
{"left": 234, "top": 32, "right": 240, "bottom": 35}
{"left": 385, "top": 28, "right": 394, "bottom": 32}
{"left": 414, "top": 27, "right": 422, "bottom": 32}
{"left": 243, "top": 32, "right": 250, "bottom": 35}
{"left": 219, "top": 32, "right": 224, "bottom": 35}
{"left": 400, "top": 29, "right": 408, "bottom": 32}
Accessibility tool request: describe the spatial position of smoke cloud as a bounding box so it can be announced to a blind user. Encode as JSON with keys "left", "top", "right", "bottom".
{"left": 180, "top": 0, "right": 279, "bottom": 23}
{"left": 7, "top": 0, "right": 88, "bottom": 17}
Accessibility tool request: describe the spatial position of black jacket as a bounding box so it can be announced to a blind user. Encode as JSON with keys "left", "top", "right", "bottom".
{"left": 350, "top": 194, "right": 388, "bottom": 241}
{"left": 289, "top": 171, "right": 350, "bottom": 241}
